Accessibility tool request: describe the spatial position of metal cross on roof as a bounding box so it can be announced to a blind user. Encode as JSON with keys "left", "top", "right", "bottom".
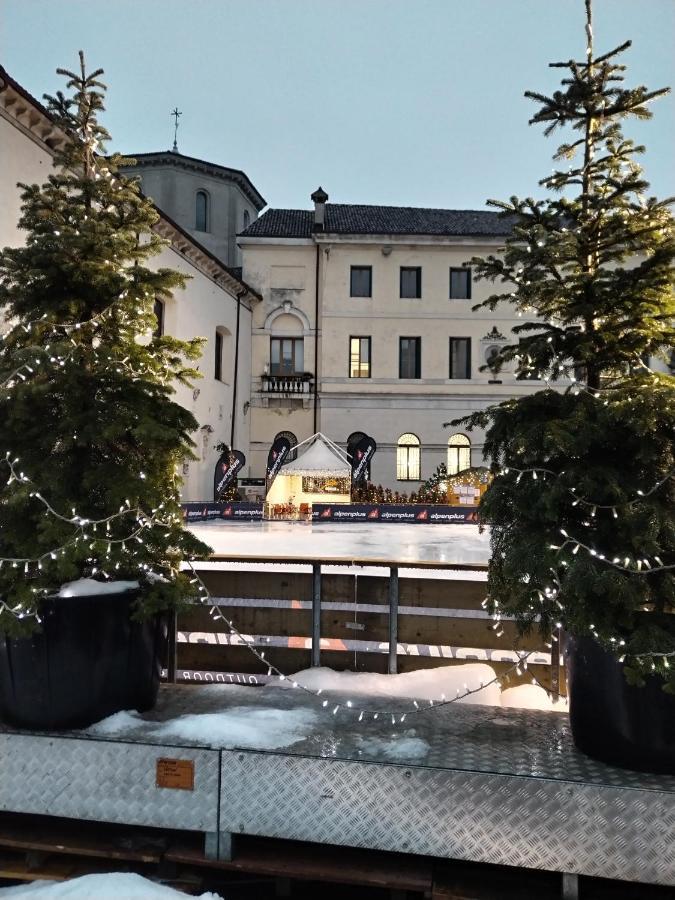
{"left": 171, "top": 107, "right": 182, "bottom": 152}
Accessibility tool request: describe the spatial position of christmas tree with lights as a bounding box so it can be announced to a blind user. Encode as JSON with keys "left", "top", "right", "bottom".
{"left": 0, "top": 54, "right": 208, "bottom": 633}
{"left": 456, "top": 0, "right": 675, "bottom": 690}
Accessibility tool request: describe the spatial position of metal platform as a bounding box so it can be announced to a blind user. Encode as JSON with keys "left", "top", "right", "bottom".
{"left": 0, "top": 684, "right": 674, "bottom": 892}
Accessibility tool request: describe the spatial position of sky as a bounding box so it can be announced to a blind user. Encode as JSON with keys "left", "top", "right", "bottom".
{"left": 2, "top": 0, "right": 673, "bottom": 212}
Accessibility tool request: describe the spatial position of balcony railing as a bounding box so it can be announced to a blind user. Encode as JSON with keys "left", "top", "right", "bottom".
{"left": 261, "top": 372, "right": 314, "bottom": 394}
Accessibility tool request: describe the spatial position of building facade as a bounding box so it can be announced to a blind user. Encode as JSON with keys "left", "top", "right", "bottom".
{"left": 239, "top": 191, "right": 548, "bottom": 490}
{"left": 0, "top": 65, "right": 260, "bottom": 502}
{"left": 118, "top": 152, "right": 266, "bottom": 269}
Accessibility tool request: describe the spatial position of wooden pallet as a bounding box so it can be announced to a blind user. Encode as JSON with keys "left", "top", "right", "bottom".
{"left": 0, "top": 811, "right": 672, "bottom": 899}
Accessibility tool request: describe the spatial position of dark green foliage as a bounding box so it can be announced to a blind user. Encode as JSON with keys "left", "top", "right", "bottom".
{"left": 0, "top": 54, "right": 210, "bottom": 633}
{"left": 455, "top": 4, "right": 675, "bottom": 688}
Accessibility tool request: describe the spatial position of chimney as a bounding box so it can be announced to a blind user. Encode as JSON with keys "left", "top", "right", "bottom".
{"left": 311, "top": 186, "right": 328, "bottom": 232}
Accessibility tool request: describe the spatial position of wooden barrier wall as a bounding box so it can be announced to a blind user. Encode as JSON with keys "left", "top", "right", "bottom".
{"left": 175, "top": 565, "right": 564, "bottom": 695}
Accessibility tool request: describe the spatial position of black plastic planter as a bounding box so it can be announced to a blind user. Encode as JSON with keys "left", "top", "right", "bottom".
{"left": 0, "top": 589, "right": 166, "bottom": 730}
{"left": 565, "top": 632, "right": 675, "bottom": 774}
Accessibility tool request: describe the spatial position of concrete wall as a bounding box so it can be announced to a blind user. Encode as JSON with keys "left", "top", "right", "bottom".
{"left": 0, "top": 112, "right": 54, "bottom": 250}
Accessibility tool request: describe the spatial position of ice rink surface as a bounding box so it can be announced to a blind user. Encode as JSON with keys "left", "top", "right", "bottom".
{"left": 188, "top": 520, "right": 490, "bottom": 566}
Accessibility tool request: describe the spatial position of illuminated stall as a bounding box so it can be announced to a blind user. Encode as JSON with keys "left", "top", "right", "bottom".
{"left": 264, "top": 434, "right": 351, "bottom": 519}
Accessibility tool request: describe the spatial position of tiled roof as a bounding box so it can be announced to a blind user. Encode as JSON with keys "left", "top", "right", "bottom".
{"left": 239, "top": 205, "right": 514, "bottom": 239}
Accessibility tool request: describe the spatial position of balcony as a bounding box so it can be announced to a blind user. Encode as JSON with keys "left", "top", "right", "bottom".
{"left": 261, "top": 372, "right": 314, "bottom": 395}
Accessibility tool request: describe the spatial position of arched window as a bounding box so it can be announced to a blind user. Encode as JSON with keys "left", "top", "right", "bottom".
{"left": 448, "top": 433, "right": 471, "bottom": 475}
{"left": 275, "top": 430, "right": 298, "bottom": 462}
{"left": 243, "top": 209, "right": 250, "bottom": 230}
{"left": 195, "top": 191, "right": 209, "bottom": 232}
{"left": 397, "top": 433, "right": 420, "bottom": 481}
{"left": 153, "top": 298, "right": 164, "bottom": 338}
{"left": 348, "top": 431, "right": 370, "bottom": 480}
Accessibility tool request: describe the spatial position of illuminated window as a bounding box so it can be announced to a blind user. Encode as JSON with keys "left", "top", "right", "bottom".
{"left": 349, "top": 336, "right": 371, "bottom": 378}
{"left": 397, "top": 433, "right": 420, "bottom": 481}
{"left": 447, "top": 433, "right": 471, "bottom": 475}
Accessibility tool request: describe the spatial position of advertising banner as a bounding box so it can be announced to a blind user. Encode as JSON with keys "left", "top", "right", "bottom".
{"left": 182, "top": 502, "right": 264, "bottom": 523}
{"left": 213, "top": 449, "right": 246, "bottom": 500}
{"left": 266, "top": 436, "right": 292, "bottom": 492}
{"left": 311, "top": 504, "right": 478, "bottom": 524}
{"left": 350, "top": 434, "right": 377, "bottom": 485}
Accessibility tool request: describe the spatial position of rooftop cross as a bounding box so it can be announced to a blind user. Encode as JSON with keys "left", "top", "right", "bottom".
{"left": 170, "top": 107, "right": 182, "bottom": 152}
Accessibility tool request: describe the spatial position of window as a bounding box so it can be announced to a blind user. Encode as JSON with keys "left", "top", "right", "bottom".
{"left": 349, "top": 336, "right": 371, "bottom": 378}
{"left": 397, "top": 433, "right": 421, "bottom": 481}
{"left": 270, "top": 337, "right": 304, "bottom": 375}
{"left": 400, "top": 266, "right": 422, "bottom": 299}
{"left": 448, "top": 434, "right": 471, "bottom": 475}
{"left": 195, "top": 191, "right": 209, "bottom": 232}
{"left": 399, "top": 337, "right": 421, "bottom": 379}
{"left": 153, "top": 298, "right": 164, "bottom": 338}
{"left": 449, "top": 267, "right": 471, "bottom": 299}
{"left": 275, "top": 430, "right": 298, "bottom": 462}
{"left": 243, "top": 209, "right": 250, "bottom": 230}
{"left": 214, "top": 331, "right": 223, "bottom": 380}
{"left": 449, "top": 338, "right": 471, "bottom": 379}
{"left": 350, "top": 266, "right": 372, "bottom": 298}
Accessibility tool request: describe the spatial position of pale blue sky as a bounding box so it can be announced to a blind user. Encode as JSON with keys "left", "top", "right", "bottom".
{"left": 2, "top": 0, "right": 673, "bottom": 210}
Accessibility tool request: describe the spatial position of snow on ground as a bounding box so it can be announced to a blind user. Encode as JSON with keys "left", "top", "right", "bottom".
{"left": 188, "top": 520, "right": 489, "bottom": 566}
{"left": 283, "top": 664, "right": 502, "bottom": 706}
{"left": 283, "top": 666, "right": 566, "bottom": 712}
{"left": 355, "top": 734, "right": 431, "bottom": 762}
{"left": 88, "top": 704, "right": 319, "bottom": 751}
{"left": 57, "top": 578, "right": 139, "bottom": 597}
{"left": 0, "top": 872, "right": 222, "bottom": 898}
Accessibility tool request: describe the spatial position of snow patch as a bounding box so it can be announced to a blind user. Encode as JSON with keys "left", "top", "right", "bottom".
{"left": 0, "top": 872, "right": 223, "bottom": 898}
{"left": 500, "top": 683, "right": 568, "bottom": 712}
{"left": 356, "top": 734, "right": 430, "bottom": 762}
{"left": 153, "top": 706, "right": 319, "bottom": 750}
{"left": 86, "top": 710, "right": 146, "bottom": 736}
{"left": 283, "top": 664, "right": 503, "bottom": 707}
{"left": 57, "top": 578, "right": 139, "bottom": 598}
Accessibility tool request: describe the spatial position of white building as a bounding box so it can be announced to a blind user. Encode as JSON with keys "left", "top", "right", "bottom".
{"left": 0, "top": 64, "right": 260, "bottom": 502}
{"left": 239, "top": 189, "right": 543, "bottom": 489}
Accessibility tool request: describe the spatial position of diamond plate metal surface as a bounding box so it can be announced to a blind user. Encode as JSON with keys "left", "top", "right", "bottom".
{"left": 220, "top": 750, "right": 675, "bottom": 886}
{"left": 0, "top": 734, "right": 219, "bottom": 831}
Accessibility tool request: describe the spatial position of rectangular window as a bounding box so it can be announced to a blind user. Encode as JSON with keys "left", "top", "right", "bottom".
{"left": 399, "top": 337, "right": 421, "bottom": 379}
{"left": 215, "top": 331, "right": 223, "bottom": 381}
{"left": 349, "top": 336, "right": 371, "bottom": 378}
{"left": 350, "top": 265, "right": 372, "bottom": 298}
{"left": 400, "top": 266, "right": 422, "bottom": 299}
{"left": 449, "top": 338, "right": 471, "bottom": 379}
{"left": 270, "top": 337, "right": 304, "bottom": 375}
{"left": 449, "top": 267, "right": 472, "bottom": 299}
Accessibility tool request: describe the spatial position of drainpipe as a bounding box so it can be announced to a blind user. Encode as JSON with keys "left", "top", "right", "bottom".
{"left": 313, "top": 243, "right": 320, "bottom": 433}
{"left": 230, "top": 288, "right": 246, "bottom": 448}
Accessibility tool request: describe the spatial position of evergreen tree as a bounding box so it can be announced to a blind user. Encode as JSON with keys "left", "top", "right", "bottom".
{"left": 0, "top": 54, "right": 209, "bottom": 633}
{"left": 456, "top": 1, "right": 675, "bottom": 688}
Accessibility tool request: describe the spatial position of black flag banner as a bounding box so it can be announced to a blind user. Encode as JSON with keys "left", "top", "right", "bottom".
{"left": 213, "top": 448, "right": 246, "bottom": 500}
{"left": 350, "top": 434, "right": 377, "bottom": 485}
{"left": 266, "top": 436, "right": 292, "bottom": 491}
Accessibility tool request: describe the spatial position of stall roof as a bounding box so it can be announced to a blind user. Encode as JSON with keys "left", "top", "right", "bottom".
{"left": 280, "top": 435, "right": 350, "bottom": 477}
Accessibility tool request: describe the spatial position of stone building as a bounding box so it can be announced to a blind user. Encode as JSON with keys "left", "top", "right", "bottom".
{"left": 118, "top": 151, "right": 266, "bottom": 268}
{"left": 239, "top": 190, "right": 549, "bottom": 489}
{"left": 0, "top": 65, "right": 261, "bottom": 502}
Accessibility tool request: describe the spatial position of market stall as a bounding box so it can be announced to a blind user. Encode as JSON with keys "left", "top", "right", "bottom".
{"left": 264, "top": 433, "right": 351, "bottom": 519}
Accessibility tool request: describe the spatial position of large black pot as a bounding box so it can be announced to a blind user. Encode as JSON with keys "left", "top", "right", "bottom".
{"left": 0, "top": 589, "right": 166, "bottom": 730}
{"left": 565, "top": 632, "right": 675, "bottom": 774}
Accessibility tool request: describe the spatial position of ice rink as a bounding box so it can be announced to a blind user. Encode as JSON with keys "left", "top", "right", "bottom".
{"left": 188, "top": 520, "right": 490, "bottom": 567}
